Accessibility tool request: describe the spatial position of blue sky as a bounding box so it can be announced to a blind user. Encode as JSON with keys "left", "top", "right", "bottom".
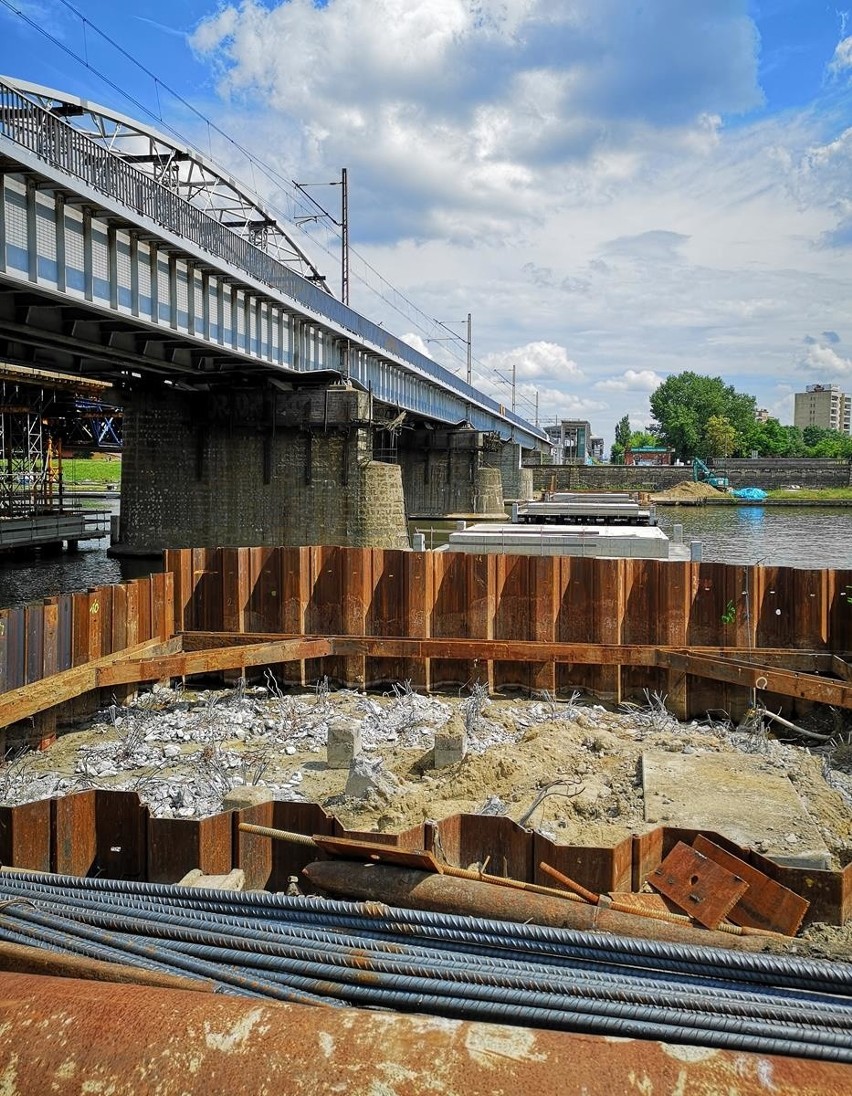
{"left": 0, "top": 1, "right": 850, "bottom": 448}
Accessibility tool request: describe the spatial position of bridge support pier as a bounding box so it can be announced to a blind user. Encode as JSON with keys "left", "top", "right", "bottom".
{"left": 484, "top": 442, "right": 534, "bottom": 504}
{"left": 400, "top": 428, "right": 507, "bottom": 519}
{"left": 112, "top": 385, "right": 409, "bottom": 555}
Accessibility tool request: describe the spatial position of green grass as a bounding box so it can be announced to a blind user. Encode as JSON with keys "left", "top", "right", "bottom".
{"left": 61, "top": 456, "right": 121, "bottom": 487}
{"left": 765, "top": 486, "right": 852, "bottom": 501}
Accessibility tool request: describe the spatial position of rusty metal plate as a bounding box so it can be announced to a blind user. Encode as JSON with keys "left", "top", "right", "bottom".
{"left": 647, "top": 841, "right": 748, "bottom": 929}
{"left": 312, "top": 834, "right": 443, "bottom": 872}
{"left": 693, "top": 834, "right": 809, "bottom": 936}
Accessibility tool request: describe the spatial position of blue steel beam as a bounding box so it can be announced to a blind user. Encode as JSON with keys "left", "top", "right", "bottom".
{"left": 0, "top": 78, "right": 547, "bottom": 450}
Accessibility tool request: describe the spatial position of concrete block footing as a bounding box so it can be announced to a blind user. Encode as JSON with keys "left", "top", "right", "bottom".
{"left": 432, "top": 724, "right": 468, "bottom": 769}
{"left": 327, "top": 720, "right": 362, "bottom": 770}
{"left": 178, "top": 868, "right": 246, "bottom": 891}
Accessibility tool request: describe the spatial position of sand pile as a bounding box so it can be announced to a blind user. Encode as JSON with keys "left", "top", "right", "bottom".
{"left": 652, "top": 480, "right": 725, "bottom": 502}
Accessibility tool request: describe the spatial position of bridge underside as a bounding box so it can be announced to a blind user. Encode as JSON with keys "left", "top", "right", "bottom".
{"left": 0, "top": 102, "right": 541, "bottom": 550}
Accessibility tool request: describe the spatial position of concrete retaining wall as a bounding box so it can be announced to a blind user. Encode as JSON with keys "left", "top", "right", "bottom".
{"left": 528, "top": 459, "right": 852, "bottom": 494}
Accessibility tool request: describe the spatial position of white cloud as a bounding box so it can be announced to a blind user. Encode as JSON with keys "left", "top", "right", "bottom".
{"left": 828, "top": 35, "right": 852, "bottom": 77}
{"left": 186, "top": 1, "right": 852, "bottom": 447}
{"left": 801, "top": 339, "right": 852, "bottom": 376}
{"left": 191, "top": 1, "right": 762, "bottom": 242}
{"left": 595, "top": 370, "right": 664, "bottom": 393}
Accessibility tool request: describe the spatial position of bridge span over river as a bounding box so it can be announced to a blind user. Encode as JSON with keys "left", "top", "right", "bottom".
{"left": 0, "top": 76, "right": 546, "bottom": 554}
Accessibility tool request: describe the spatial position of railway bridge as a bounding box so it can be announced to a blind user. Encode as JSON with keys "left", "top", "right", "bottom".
{"left": 0, "top": 77, "right": 547, "bottom": 554}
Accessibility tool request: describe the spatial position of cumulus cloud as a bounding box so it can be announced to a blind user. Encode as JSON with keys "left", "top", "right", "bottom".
{"left": 801, "top": 339, "right": 852, "bottom": 376}
{"left": 184, "top": 1, "right": 852, "bottom": 446}
{"left": 191, "top": 1, "right": 761, "bottom": 242}
{"left": 595, "top": 370, "right": 664, "bottom": 392}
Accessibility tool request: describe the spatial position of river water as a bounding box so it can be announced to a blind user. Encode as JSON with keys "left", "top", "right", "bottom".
{"left": 1, "top": 504, "right": 851, "bottom": 611}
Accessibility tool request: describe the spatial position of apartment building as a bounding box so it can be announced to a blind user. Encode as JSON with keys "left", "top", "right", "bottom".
{"left": 793, "top": 384, "right": 852, "bottom": 434}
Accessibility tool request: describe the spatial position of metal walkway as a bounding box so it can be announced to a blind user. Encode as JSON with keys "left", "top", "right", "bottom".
{"left": 0, "top": 76, "right": 546, "bottom": 449}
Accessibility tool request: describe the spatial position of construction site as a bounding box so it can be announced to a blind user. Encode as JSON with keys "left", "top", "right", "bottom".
{"left": 1, "top": 544, "right": 851, "bottom": 1091}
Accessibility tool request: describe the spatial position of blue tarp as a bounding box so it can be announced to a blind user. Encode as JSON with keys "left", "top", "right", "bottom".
{"left": 732, "top": 487, "right": 767, "bottom": 501}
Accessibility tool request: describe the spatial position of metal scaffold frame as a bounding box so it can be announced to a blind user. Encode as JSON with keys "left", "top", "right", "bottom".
{"left": 0, "top": 377, "right": 59, "bottom": 516}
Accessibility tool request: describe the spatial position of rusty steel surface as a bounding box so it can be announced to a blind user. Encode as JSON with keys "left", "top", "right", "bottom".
{"left": 0, "top": 973, "right": 846, "bottom": 1095}
{"left": 311, "top": 834, "right": 444, "bottom": 872}
{"left": 693, "top": 834, "right": 810, "bottom": 936}
{"left": 649, "top": 842, "right": 749, "bottom": 930}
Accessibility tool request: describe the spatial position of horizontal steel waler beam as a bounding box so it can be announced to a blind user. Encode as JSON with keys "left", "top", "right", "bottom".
{"left": 4, "top": 629, "right": 850, "bottom": 731}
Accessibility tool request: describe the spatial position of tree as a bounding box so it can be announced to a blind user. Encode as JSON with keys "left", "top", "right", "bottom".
{"left": 629, "top": 429, "right": 658, "bottom": 449}
{"left": 648, "top": 372, "right": 757, "bottom": 461}
{"left": 610, "top": 414, "right": 631, "bottom": 464}
{"left": 704, "top": 415, "right": 737, "bottom": 457}
{"left": 752, "top": 418, "right": 803, "bottom": 457}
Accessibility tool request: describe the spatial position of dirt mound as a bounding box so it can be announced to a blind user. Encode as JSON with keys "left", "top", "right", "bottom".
{"left": 652, "top": 480, "right": 724, "bottom": 502}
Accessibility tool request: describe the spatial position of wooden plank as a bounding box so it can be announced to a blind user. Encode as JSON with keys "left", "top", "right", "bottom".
{"left": 693, "top": 834, "right": 809, "bottom": 936}
{"left": 647, "top": 841, "right": 748, "bottom": 929}
{"left": 97, "top": 637, "right": 333, "bottom": 687}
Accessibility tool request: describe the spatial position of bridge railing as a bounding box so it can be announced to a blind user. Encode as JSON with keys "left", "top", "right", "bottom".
{"left": 0, "top": 79, "right": 543, "bottom": 444}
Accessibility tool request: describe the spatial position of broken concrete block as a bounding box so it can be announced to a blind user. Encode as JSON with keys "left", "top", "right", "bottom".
{"left": 327, "top": 718, "right": 362, "bottom": 770}
{"left": 221, "top": 786, "right": 274, "bottom": 812}
{"left": 345, "top": 756, "right": 399, "bottom": 799}
{"left": 432, "top": 717, "right": 467, "bottom": 769}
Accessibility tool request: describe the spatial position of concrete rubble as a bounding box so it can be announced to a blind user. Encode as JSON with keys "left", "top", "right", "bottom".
{"left": 0, "top": 679, "right": 850, "bottom": 878}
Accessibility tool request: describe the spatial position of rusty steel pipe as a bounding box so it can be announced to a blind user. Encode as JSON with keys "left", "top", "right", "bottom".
{"left": 304, "top": 861, "right": 774, "bottom": 952}
{"left": 0, "top": 973, "right": 847, "bottom": 1095}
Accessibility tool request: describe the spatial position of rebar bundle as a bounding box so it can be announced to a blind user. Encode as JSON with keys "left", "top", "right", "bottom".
{"left": 1, "top": 870, "right": 851, "bottom": 1064}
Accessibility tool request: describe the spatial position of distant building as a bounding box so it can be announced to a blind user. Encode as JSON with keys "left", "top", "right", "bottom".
{"left": 590, "top": 436, "right": 604, "bottom": 462}
{"left": 794, "top": 384, "right": 852, "bottom": 435}
{"left": 544, "top": 420, "right": 593, "bottom": 464}
{"left": 755, "top": 408, "right": 771, "bottom": 423}
{"left": 624, "top": 446, "right": 674, "bottom": 467}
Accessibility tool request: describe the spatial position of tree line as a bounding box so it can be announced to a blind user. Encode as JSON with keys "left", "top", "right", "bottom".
{"left": 610, "top": 371, "right": 852, "bottom": 463}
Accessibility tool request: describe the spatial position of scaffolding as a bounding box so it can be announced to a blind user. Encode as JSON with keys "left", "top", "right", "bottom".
{"left": 0, "top": 379, "right": 61, "bottom": 517}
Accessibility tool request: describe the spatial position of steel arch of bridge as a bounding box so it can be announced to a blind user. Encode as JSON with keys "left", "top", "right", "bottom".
{"left": 0, "top": 76, "right": 547, "bottom": 450}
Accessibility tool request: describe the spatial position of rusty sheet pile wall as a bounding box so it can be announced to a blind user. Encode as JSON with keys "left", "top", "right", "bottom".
{"left": 0, "top": 572, "right": 174, "bottom": 749}
{"left": 1, "top": 791, "right": 849, "bottom": 924}
{"left": 167, "top": 546, "right": 852, "bottom": 716}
